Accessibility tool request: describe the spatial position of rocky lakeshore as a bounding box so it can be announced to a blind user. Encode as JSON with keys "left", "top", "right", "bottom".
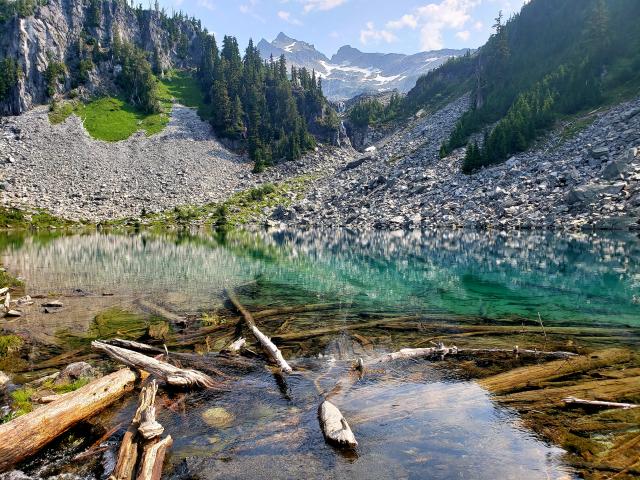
{"left": 1, "top": 92, "right": 640, "bottom": 231}
{"left": 281, "top": 95, "right": 640, "bottom": 231}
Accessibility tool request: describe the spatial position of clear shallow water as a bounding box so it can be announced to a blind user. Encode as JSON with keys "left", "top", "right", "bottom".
{"left": 2, "top": 228, "right": 639, "bottom": 479}
{"left": 1, "top": 228, "right": 639, "bottom": 325}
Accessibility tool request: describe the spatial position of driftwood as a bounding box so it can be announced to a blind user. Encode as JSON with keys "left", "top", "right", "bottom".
{"left": 479, "top": 348, "right": 632, "bottom": 395}
{"left": 563, "top": 396, "right": 639, "bottom": 410}
{"left": 111, "top": 380, "right": 170, "bottom": 480}
{"left": 318, "top": 401, "right": 357, "bottom": 448}
{"left": 225, "top": 337, "right": 246, "bottom": 353}
{"left": 271, "top": 317, "right": 421, "bottom": 342}
{"left": 252, "top": 303, "right": 339, "bottom": 320}
{"left": 136, "top": 435, "right": 173, "bottom": 480}
{"left": 373, "top": 343, "right": 458, "bottom": 364}
{"left": 137, "top": 299, "right": 186, "bottom": 325}
{"left": 111, "top": 381, "right": 159, "bottom": 480}
{"left": 226, "top": 290, "right": 292, "bottom": 373}
{"left": 92, "top": 341, "right": 217, "bottom": 389}
{"left": 0, "top": 368, "right": 136, "bottom": 473}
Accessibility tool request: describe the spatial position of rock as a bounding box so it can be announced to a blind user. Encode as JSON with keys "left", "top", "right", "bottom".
{"left": 5, "top": 310, "right": 22, "bottom": 317}
{"left": 343, "top": 157, "right": 368, "bottom": 171}
{"left": 590, "top": 146, "right": 609, "bottom": 160}
{"left": 54, "top": 361, "right": 97, "bottom": 385}
{"left": 41, "top": 300, "right": 63, "bottom": 308}
{"left": 15, "top": 295, "right": 33, "bottom": 306}
{"left": 601, "top": 160, "right": 627, "bottom": 180}
{"left": 0, "top": 371, "right": 10, "bottom": 390}
{"left": 201, "top": 407, "right": 235, "bottom": 428}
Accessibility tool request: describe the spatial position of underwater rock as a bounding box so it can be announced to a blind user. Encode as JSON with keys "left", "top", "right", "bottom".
{"left": 201, "top": 407, "right": 235, "bottom": 428}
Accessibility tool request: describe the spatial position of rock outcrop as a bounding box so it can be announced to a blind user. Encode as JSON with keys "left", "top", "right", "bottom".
{"left": 0, "top": 0, "right": 202, "bottom": 115}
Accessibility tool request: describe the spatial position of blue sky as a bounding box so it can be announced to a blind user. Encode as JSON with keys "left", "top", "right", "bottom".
{"left": 157, "top": 0, "right": 529, "bottom": 55}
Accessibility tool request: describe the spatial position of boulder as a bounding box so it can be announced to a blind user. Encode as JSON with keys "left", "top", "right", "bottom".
{"left": 54, "top": 361, "right": 97, "bottom": 385}
{"left": 601, "top": 160, "right": 627, "bottom": 180}
{"left": 590, "top": 146, "right": 609, "bottom": 160}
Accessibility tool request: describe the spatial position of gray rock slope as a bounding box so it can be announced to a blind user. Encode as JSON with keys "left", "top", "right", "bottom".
{"left": 0, "top": 104, "right": 252, "bottom": 220}
{"left": 281, "top": 95, "right": 640, "bottom": 231}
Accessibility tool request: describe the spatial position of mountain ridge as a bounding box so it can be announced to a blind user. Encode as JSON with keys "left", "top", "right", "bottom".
{"left": 257, "top": 32, "right": 469, "bottom": 100}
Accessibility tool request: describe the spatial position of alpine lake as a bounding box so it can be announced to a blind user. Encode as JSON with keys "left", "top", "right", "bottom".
{"left": 0, "top": 227, "right": 638, "bottom": 480}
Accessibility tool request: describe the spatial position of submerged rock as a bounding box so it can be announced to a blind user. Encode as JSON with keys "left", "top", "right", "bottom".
{"left": 201, "top": 407, "right": 235, "bottom": 428}
{"left": 54, "top": 362, "right": 97, "bottom": 385}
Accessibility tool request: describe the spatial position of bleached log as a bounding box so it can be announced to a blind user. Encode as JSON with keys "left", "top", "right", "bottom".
{"left": 563, "top": 396, "right": 639, "bottom": 410}
{"left": 373, "top": 343, "right": 458, "bottom": 364}
{"left": 318, "top": 401, "right": 357, "bottom": 448}
{"left": 4, "top": 292, "right": 10, "bottom": 309}
{"left": 0, "top": 287, "right": 9, "bottom": 295}
{"left": 136, "top": 435, "right": 173, "bottom": 480}
{"left": 92, "top": 341, "right": 217, "bottom": 389}
{"left": 0, "top": 368, "right": 136, "bottom": 473}
{"left": 226, "top": 290, "right": 292, "bottom": 373}
{"left": 225, "top": 337, "right": 246, "bottom": 353}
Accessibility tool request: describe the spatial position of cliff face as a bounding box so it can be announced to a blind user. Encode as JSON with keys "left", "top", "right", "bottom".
{"left": 0, "top": 0, "right": 203, "bottom": 115}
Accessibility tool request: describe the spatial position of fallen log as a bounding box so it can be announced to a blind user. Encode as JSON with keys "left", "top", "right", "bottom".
{"left": 563, "top": 396, "right": 639, "bottom": 410}
{"left": 111, "top": 381, "right": 159, "bottom": 480}
{"left": 224, "top": 337, "right": 246, "bottom": 353}
{"left": 271, "top": 317, "right": 422, "bottom": 342}
{"left": 136, "top": 299, "right": 186, "bottom": 325}
{"left": 253, "top": 303, "right": 339, "bottom": 320}
{"left": 318, "top": 400, "right": 357, "bottom": 448}
{"left": 226, "top": 290, "right": 292, "bottom": 373}
{"left": 92, "top": 341, "right": 217, "bottom": 389}
{"left": 136, "top": 435, "right": 173, "bottom": 480}
{"left": 373, "top": 343, "right": 457, "bottom": 364}
{"left": 479, "top": 348, "right": 632, "bottom": 395}
{"left": 0, "top": 368, "right": 136, "bottom": 473}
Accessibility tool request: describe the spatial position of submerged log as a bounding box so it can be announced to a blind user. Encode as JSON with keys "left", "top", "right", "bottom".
{"left": 253, "top": 303, "right": 339, "bottom": 320}
{"left": 92, "top": 341, "right": 217, "bottom": 389}
{"left": 0, "top": 368, "right": 136, "bottom": 473}
{"left": 318, "top": 401, "right": 357, "bottom": 448}
{"left": 373, "top": 344, "right": 458, "bottom": 364}
{"left": 136, "top": 435, "right": 173, "bottom": 480}
{"left": 226, "top": 290, "right": 292, "bottom": 373}
{"left": 563, "top": 396, "right": 639, "bottom": 410}
{"left": 271, "top": 317, "right": 421, "bottom": 342}
{"left": 479, "top": 348, "right": 632, "bottom": 395}
{"left": 136, "top": 300, "right": 186, "bottom": 325}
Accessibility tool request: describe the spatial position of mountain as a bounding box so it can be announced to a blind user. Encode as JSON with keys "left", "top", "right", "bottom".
{"left": 257, "top": 33, "right": 469, "bottom": 100}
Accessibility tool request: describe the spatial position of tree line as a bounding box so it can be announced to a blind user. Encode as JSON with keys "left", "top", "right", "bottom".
{"left": 197, "top": 33, "right": 330, "bottom": 172}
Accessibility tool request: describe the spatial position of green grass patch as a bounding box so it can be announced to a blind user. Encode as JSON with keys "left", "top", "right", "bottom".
{"left": 0, "top": 206, "right": 77, "bottom": 231}
{"left": 48, "top": 70, "right": 211, "bottom": 142}
{"left": 9, "top": 387, "right": 34, "bottom": 417}
{"left": 0, "top": 334, "right": 23, "bottom": 357}
{"left": 160, "top": 70, "right": 212, "bottom": 120}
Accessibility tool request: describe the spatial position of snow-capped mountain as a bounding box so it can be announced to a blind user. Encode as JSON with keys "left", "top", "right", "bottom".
{"left": 257, "top": 33, "right": 470, "bottom": 100}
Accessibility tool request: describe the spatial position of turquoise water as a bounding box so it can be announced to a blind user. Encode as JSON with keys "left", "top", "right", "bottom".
{"left": 1, "top": 229, "right": 639, "bottom": 326}
{"left": 3, "top": 228, "right": 639, "bottom": 479}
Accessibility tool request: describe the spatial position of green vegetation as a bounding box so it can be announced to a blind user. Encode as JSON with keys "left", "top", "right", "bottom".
{"left": 196, "top": 35, "right": 333, "bottom": 171}
{"left": 45, "top": 60, "right": 66, "bottom": 97}
{"left": 47, "top": 70, "right": 207, "bottom": 141}
{"left": 110, "top": 176, "right": 313, "bottom": 229}
{"left": 0, "top": 205, "right": 76, "bottom": 231}
{"left": 0, "top": 58, "right": 20, "bottom": 101}
{"left": 348, "top": 93, "right": 402, "bottom": 128}
{"left": 9, "top": 387, "right": 34, "bottom": 417}
{"left": 0, "top": 0, "right": 47, "bottom": 21}
{"left": 113, "top": 36, "right": 161, "bottom": 114}
{"left": 0, "top": 334, "right": 23, "bottom": 357}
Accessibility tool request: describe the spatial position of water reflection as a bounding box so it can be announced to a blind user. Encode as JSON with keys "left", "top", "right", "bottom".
{"left": 1, "top": 228, "right": 638, "bottom": 325}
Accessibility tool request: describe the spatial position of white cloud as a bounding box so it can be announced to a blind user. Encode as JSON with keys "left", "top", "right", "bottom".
{"left": 302, "top": 0, "right": 346, "bottom": 13}
{"left": 456, "top": 30, "right": 470, "bottom": 41}
{"left": 329, "top": 31, "right": 340, "bottom": 39}
{"left": 386, "top": 14, "right": 418, "bottom": 30}
{"left": 197, "top": 0, "right": 215, "bottom": 11}
{"left": 360, "top": 21, "right": 397, "bottom": 45}
{"left": 278, "top": 10, "right": 302, "bottom": 25}
{"left": 474, "top": 20, "right": 483, "bottom": 30}
{"left": 385, "top": 0, "right": 481, "bottom": 50}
